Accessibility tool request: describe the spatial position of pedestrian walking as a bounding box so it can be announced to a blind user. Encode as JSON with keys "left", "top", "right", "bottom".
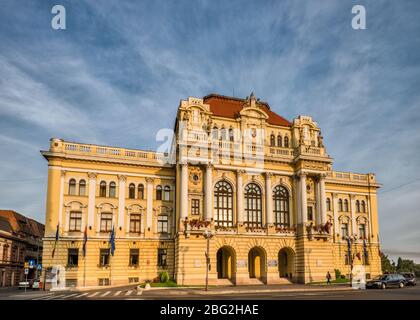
{"left": 326, "top": 271, "right": 332, "bottom": 285}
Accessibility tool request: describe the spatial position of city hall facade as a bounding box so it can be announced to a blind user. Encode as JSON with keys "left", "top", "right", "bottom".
{"left": 41, "top": 93, "right": 382, "bottom": 287}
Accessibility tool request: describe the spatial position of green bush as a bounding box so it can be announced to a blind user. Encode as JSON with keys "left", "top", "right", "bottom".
{"left": 159, "top": 271, "right": 169, "bottom": 283}
{"left": 334, "top": 269, "right": 341, "bottom": 280}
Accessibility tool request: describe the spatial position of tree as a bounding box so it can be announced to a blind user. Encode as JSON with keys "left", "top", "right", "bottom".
{"left": 380, "top": 252, "right": 395, "bottom": 273}
{"left": 396, "top": 257, "right": 415, "bottom": 273}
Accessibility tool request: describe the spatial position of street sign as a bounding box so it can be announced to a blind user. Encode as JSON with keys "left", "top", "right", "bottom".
{"left": 28, "top": 259, "right": 35, "bottom": 269}
{"left": 24, "top": 262, "right": 29, "bottom": 268}
{"left": 24, "top": 268, "right": 29, "bottom": 275}
{"left": 37, "top": 264, "right": 42, "bottom": 271}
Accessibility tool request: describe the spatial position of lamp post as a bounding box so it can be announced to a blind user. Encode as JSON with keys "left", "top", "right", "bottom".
{"left": 203, "top": 229, "right": 214, "bottom": 291}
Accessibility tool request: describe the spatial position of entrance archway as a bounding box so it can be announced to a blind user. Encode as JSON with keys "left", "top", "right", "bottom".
{"left": 216, "top": 246, "right": 235, "bottom": 282}
{"left": 278, "top": 247, "right": 295, "bottom": 281}
{"left": 248, "top": 247, "right": 266, "bottom": 281}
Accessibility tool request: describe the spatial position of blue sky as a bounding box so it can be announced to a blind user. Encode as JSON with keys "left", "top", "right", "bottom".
{"left": 0, "top": 0, "right": 419, "bottom": 262}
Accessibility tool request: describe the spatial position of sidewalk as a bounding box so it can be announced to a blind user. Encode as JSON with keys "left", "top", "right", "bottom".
{"left": 142, "top": 284, "right": 354, "bottom": 296}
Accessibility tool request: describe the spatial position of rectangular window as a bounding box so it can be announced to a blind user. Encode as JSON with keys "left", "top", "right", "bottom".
{"left": 98, "top": 278, "right": 110, "bottom": 286}
{"left": 345, "top": 253, "right": 351, "bottom": 265}
{"left": 157, "top": 215, "right": 168, "bottom": 233}
{"left": 129, "top": 277, "right": 139, "bottom": 284}
{"left": 191, "top": 199, "right": 200, "bottom": 215}
{"left": 69, "top": 212, "right": 82, "bottom": 231}
{"left": 129, "top": 249, "right": 139, "bottom": 266}
{"left": 129, "top": 214, "right": 141, "bottom": 233}
{"left": 307, "top": 206, "right": 313, "bottom": 221}
{"left": 100, "top": 213, "right": 113, "bottom": 232}
{"left": 158, "top": 249, "right": 167, "bottom": 267}
{"left": 67, "top": 248, "right": 79, "bottom": 267}
{"left": 66, "top": 279, "right": 78, "bottom": 288}
{"left": 99, "top": 249, "right": 110, "bottom": 267}
{"left": 341, "top": 223, "right": 349, "bottom": 238}
{"left": 359, "top": 224, "right": 366, "bottom": 239}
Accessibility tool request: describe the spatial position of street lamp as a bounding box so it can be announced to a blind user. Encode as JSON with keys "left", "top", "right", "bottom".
{"left": 203, "top": 229, "right": 214, "bottom": 291}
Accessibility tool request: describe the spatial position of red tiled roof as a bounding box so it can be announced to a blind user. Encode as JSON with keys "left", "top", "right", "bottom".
{"left": 203, "top": 94, "right": 291, "bottom": 127}
{"left": 0, "top": 210, "right": 44, "bottom": 238}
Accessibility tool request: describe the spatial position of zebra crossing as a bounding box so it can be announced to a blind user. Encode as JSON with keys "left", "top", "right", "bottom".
{"left": 32, "top": 289, "right": 143, "bottom": 300}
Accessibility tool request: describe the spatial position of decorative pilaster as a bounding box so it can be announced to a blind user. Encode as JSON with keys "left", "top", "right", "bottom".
{"left": 236, "top": 170, "right": 245, "bottom": 225}
{"left": 350, "top": 194, "right": 357, "bottom": 237}
{"left": 332, "top": 193, "right": 339, "bottom": 240}
{"left": 319, "top": 173, "right": 327, "bottom": 225}
{"left": 146, "top": 177, "right": 154, "bottom": 230}
{"left": 265, "top": 172, "right": 273, "bottom": 226}
{"left": 118, "top": 175, "right": 126, "bottom": 230}
{"left": 180, "top": 163, "right": 189, "bottom": 220}
{"left": 299, "top": 172, "right": 308, "bottom": 224}
{"left": 87, "top": 172, "right": 97, "bottom": 229}
{"left": 204, "top": 163, "right": 213, "bottom": 221}
{"left": 58, "top": 170, "right": 66, "bottom": 229}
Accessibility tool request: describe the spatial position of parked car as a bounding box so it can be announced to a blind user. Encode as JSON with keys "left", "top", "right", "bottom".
{"left": 366, "top": 274, "right": 406, "bottom": 289}
{"left": 401, "top": 273, "right": 416, "bottom": 286}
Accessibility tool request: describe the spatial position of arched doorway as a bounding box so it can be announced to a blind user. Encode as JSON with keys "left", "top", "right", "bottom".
{"left": 216, "top": 246, "right": 235, "bottom": 282}
{"left": 248, "top": 247, "right": 266, "bottom": 281}
{"left": 278, "top": 248, "right": 295, "bottom": 281}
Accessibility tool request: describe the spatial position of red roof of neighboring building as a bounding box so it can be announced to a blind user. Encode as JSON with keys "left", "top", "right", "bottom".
{"left": 203, "top": 94, "right": 291, "bottom": 127}
{"left": 0, "top": 210, "right": 44, "bottom": 238}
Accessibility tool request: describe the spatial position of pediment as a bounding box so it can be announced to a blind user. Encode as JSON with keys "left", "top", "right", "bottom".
{"left": 239, "top": 106, "right": 269, "bottom": 120}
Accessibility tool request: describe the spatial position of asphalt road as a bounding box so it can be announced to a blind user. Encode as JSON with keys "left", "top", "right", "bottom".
{"left": 1, "top": 284, "right": 419, "bottom": 300}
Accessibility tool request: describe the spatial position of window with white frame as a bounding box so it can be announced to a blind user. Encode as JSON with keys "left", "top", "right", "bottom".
{"left": 157, "top": 215, "right": 168, "bottom": 233}
{"left": 69, "top": 211, "right": 82, "bottom": 232}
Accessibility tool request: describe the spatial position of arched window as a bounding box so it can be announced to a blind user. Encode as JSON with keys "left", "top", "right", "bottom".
{"left": 361, "top": 200, "right": 366, "bottom": 213}
{"left": 138, "top": 184, "right": 144, "bottom": 199}
{"left": 326, "top": 198, "right": 331, "bottom": 211}
{"left": 212, "top": 126, "right": 218, "bottom": 139}
{"left": 277, "top": 134, "right": 282, "bottom": 147}
{"left": 344, "top": 199, "right": 349, "bottom": 212}
{"left": 109, "top": 182, "right": 116, "bottom": 198}
{"left": 356, "top": 200, "right": 360, "bottom": 213}
{"left": 284, "top": 136, "right": 289, "bottom": 148}
{"left": 99, "top": 181, "right": 107, "bottom": 197}
{"left": 156, "top": 185, "right": 162, "bottom": 200}
{"left": 79, "top": 179, "right": 86, "bottom": 196}
{"left": 273, "top": 186, "right": 289, "bottom": 227}
{"left": 338, "top": 199, "right": 343, "bottom": 212}
{"left": 244, "top": 183, "right": 262, "bottom": 228}
{"left": 270, "top": 134, "right": 275, "bottom": 146}
{"left": 69, "top": 179, "right": 76, "bottom": 195}
{"left": 214, "top": 181, "right": 233, "bottom": 227}
{"left": 229, "top": 128, "right": 234, "bottom": 142}
{"left": 129, "top": 183, "right": 136, "bottom": 199}
{"left": 164, "top": 186, "right": 170, "bottom": 201}
{"left": 220, "top": 126, "right": 226, "bottom": 140}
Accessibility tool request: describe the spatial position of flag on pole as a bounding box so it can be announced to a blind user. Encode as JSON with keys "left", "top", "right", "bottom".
{"left": 109, "top": 226, "right": 115, "bottom": 256}
{"left": 83, "top": 226, "right": 88, "bottom": 257}
{"left": 51, "top": 224, "right": 59, "bottom": 257}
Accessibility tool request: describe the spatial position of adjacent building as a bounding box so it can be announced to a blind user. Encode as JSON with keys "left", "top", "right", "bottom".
{"left": 40, "top": 93, "right": 382, "bottom": 287}
{"left": 0, "top": 210, "right": 44, "bottom": 287}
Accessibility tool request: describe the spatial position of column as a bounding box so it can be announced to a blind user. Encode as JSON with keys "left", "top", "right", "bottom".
{"left": 332, "top": 193, "right": 339, "bottom": 239}
{"left": 236, "top": 170, "right": 244, "bottom": 224}
{"left": 204, "top": 164, "right": 213, "bottom": 221}
{"left": 58, "top": 170, "right": 65, "bottom": 229}
{"left": 300, "top": 173, "right": 307, "bottom": 224}
{"left": 180, "top": 163, "right": 189, "bottom": 220}
{"left": 146, "top": 178, "right": 154, "bottom": 230}
{"left": 265, "top": 172, "right": 273, "bottom": 226}
{"left": 118, "top": 175, "right": 126, "bottom": 230}
{"left": 350, "top": 195, "right": 357, "bottom": 237}
{"left": 87, "top": 172, "right": 96, "bottom": 228}
{"left": 294, "top": 175, "right": 301, "bottom": 224}
{"left": 319, "top": 174, "right": 327, "bottom": 225}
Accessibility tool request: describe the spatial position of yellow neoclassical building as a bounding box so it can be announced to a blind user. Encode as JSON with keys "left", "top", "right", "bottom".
{"left": 41, "top": 93, "right": 381, "bottom": 287}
